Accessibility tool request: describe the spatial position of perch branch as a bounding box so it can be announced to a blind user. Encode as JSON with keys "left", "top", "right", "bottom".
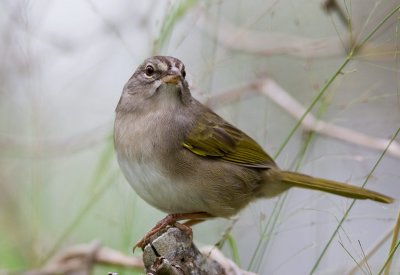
{"left": 16, "top": 228, "right": 254, "bottom": 275}
{"left": 142, "top": 226, "right": 254, "bottom": 275}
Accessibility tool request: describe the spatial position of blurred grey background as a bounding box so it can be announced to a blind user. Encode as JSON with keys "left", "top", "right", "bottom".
{"left": 0, "top": 0, "right": 399, "bottom": 274}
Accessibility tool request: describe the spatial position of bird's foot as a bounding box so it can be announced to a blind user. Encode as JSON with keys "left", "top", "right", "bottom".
{"left": 133, "top": 212, "right": 212, "bottom": 252}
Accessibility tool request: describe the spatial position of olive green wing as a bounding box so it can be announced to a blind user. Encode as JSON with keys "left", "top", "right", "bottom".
{"left": 182, "top": 111, "right": 276, "bottom": 168}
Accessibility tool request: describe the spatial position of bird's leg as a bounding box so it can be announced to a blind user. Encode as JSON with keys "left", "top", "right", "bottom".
{"left": 182, "top": 219, "right": 206, "bottom": 227}
{"left": 134, "top": 212, "right": 212, "bottom": 251}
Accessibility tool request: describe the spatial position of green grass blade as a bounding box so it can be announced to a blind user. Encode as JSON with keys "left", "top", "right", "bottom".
{"left": 378, "top": 239, "right": 400, "bottom": 275}
{"left": 227, "top": 233, "right": 241, "bottom": 266}
{"left": 153, "top": 0, "right": 197, "bottom": 54}
{"left": 383, "top": 209, "right": 400, "bottom": 275}
{"left": 247, "top": 192, "right": 288, "bottom": 272}
{"left": 339, "top": 241, "right": 369, "bottom": 275}
{"left": 42, "top": 139, "right": 116, "bottom": 263}
{"left": 248, "top": 95, "right": 330, "bottom": 272}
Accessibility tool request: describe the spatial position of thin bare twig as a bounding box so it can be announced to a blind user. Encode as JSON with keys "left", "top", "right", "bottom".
{"left": 347, "top": 226, "right": 395, "bottom": 275}
{"left": 256, "top": 78, "right": 400, "bottom": 159}
{"left": 322, "top": 0, "right": 349, "bottom": 27}
{"left": 199, "top": 15, "right": 346, "bottom": 58}
{"left": 198, "top": 12, "right": 398, "bottom": 60}
{"left": 24, "top": 241, "right": 143, "bottom": 275}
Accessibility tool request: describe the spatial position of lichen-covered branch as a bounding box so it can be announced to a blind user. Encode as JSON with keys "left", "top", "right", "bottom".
{"left": 143, "top": 227, "right": 255, "bottom": 275}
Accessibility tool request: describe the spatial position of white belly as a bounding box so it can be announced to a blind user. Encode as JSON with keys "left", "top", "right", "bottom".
{"left": 117, "top": 154, "right": 204, "bottom": 214}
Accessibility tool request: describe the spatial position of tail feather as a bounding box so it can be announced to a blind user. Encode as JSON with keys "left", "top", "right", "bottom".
{"left": 280, "top": 171, "right": 393, "bottom": 204}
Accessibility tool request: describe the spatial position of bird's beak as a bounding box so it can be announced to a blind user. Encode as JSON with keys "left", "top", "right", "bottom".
{"left": 162, "top": 74, "right": 180, "bottom": 84}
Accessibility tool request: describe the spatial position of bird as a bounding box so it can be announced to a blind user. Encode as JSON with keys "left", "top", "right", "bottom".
{"left": 114, "top": 55, "right": 393, "bottom": 249}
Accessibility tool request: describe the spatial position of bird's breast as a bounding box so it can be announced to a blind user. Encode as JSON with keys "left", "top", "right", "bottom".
{"left": 116, "top": 154, "right": 206, "bottom": 214}
{"left": 114, "top": 111, "right": 207, "bottom": 214}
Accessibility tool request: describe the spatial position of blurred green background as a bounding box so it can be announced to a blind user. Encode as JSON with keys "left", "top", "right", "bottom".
{"left": 0, "top": 0, "right": 399, "bottom": 274}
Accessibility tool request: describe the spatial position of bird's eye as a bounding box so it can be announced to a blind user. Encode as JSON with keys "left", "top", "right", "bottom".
{"left": 144, "top": 65, "right": 155, "bottom": 77}
{"left": 181, "top": 68, "right": 186, "bottom": 78}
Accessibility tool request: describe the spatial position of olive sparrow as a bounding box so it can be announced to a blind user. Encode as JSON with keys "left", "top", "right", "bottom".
{"left": 114, "top": 56, "right": 393, "bottom": 249}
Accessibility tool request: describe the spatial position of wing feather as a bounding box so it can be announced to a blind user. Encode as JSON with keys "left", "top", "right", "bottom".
{"left": 182, "top": 111, "right": 276, "bottom": 168}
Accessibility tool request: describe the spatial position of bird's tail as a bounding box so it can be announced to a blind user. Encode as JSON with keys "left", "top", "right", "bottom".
{"left": 280, "top": 171, "right": 393, "bottom": 204}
